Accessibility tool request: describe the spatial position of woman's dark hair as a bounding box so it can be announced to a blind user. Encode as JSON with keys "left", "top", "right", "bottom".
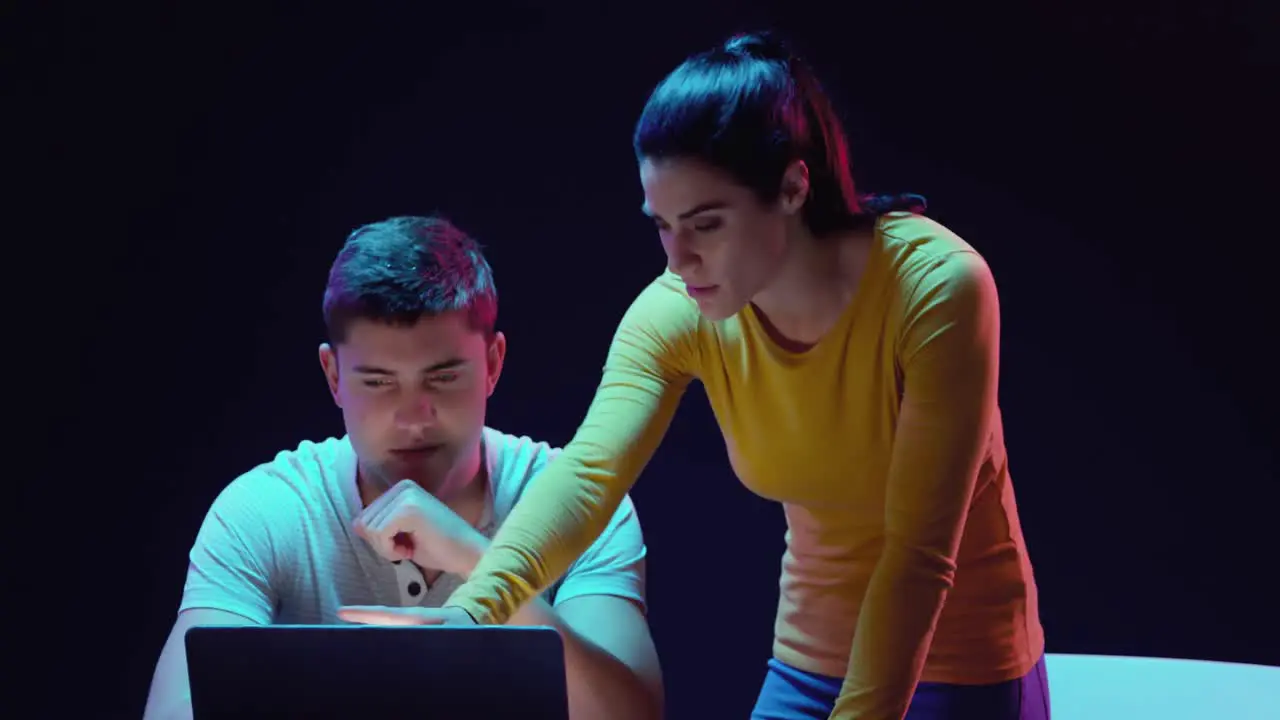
{"left": 634, "top": 31, "right": 925, "bottom": 236}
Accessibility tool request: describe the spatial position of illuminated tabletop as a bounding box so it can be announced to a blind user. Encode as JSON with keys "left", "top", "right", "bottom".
{"left": 1045, "top": 654, "right": 1279, "bottom": 719}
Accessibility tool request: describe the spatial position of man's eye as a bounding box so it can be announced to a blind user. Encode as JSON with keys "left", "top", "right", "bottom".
{"left": 362, "top": 379, "right": 392, "bottom": 388}
{"left": 693, "top": 218, "right": 723, "bottom": 232}
{"left": 429, "top": 372, "right": 459, "bottom": 384}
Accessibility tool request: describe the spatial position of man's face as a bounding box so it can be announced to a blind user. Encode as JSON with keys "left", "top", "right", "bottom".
{"left": 319, "top": 311, "right": 505, "bottom": 497}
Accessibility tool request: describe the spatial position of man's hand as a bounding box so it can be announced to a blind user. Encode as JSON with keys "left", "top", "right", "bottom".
{"left": 338, "top": 605, "right": 478, "bottom": 626}
{"left": 353, "top": 479, "right": 487, "bottom": 577}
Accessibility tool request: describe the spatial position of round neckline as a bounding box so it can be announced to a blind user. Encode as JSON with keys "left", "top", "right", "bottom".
{"left": 745, "top": 217, "right": 886, "bottom": 363}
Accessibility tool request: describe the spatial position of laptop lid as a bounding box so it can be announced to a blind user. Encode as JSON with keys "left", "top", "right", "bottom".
{"left": 185, "top": 625, "right": 568, "bottom": 720}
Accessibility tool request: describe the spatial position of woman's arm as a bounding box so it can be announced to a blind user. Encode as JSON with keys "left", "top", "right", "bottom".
{"left": 448, "top": 274, "right": 701, "bottom": 626}
{"left": 833, "top": 251, "right": 1002, "bottom": 720}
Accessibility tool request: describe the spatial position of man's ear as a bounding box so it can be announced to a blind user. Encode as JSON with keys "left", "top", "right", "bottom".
{"left": 319, "top": 343, "right": 342, "bottom": 405}
{"left": 485, "top": 331, "right": 506, "bottom": 398}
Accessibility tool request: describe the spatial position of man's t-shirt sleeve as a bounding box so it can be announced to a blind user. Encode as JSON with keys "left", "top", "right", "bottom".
{"left": 178, "top": 473, "right": 284, "bottom": 625}
{"left": 550, "top": 493, "right": 647, "bottom": 612}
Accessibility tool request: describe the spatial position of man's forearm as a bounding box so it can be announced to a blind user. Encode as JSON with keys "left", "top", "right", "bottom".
{"left": 508, "top": 597, "right": 661, "bottom": 720}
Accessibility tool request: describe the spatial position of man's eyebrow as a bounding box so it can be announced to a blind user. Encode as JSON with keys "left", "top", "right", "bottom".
{"left": 351, "top": 358, "right": 468, "bottom": 374}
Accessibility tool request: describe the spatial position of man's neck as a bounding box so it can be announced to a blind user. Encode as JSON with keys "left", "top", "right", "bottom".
{"left": 442, "top": 443, "right": 489, "bottom": 528}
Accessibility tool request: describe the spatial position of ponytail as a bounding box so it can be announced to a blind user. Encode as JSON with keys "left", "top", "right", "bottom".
{"left": 857, "top": 192, "right": 928, "bottom": 216}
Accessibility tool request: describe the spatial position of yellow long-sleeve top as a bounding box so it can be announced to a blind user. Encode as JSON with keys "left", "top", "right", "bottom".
{"left": 448, "top": 212, "right": 1044, "bottom": 719}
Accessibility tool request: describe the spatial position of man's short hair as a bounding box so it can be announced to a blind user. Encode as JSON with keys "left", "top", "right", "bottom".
{"left": 322, "top": 215, "right": 497, "bottom": 343}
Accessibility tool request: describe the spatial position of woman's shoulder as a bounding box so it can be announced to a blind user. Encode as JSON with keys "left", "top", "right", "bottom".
{"left": 620, "top": 269, "right": 704, "bottom": 327}
{"left": 610, "top": 269, "right": 707, "bottom": 375}
{"left": 877, "top": 212, "right": 997, "bottom": 320}
{"left": 878, "top": 212, "right": 983, "bottom": 269}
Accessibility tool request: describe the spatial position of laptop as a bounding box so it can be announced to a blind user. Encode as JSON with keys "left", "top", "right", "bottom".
{"left": 185, "top": 625, "right": 568, "bottom": 719}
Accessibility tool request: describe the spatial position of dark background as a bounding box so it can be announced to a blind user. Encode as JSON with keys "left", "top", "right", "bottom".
{"left": 11, "top": 1, "right": 1277, "bottom": 717}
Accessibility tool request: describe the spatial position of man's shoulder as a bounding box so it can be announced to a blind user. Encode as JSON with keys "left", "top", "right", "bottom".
{"left": 484, "top": 426, "right": 561, "bottom": 468}
{"left": 212, "top": 436, "right": 352, "bottom": 519}
{"left": 482, "top": 429, "right": 646, "bottom": 606}
{"left": 483, "top": 427, "right": 558, "bottom": 514}
{"left": 483, "top": 426, "right": 638, "bottom": 527}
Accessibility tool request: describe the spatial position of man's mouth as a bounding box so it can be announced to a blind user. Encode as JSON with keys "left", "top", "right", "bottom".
{"left": 391, "top": 445, "right": 442, "bottom": 459}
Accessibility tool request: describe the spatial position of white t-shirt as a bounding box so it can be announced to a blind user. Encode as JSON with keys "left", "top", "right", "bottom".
{"left": 179, "top": 427, "right": 646, "bottom": 624}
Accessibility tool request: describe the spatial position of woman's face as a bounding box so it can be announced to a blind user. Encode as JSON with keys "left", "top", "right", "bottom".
{"left": 640, "top": 157, "right": 805, "bottom": 320}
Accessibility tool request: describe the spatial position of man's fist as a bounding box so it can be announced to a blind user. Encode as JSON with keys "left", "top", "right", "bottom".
{"left": 353, "top": 479, "right": 487, "bottom": 577}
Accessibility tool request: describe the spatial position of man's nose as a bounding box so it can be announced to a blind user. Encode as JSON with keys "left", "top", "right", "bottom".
{"left": 394, "top": 392, "right": 437, "bottom": 431}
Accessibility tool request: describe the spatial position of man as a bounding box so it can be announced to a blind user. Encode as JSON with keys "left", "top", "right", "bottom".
{"left": 143, "top": 216, "right": 663, "bottom": 720}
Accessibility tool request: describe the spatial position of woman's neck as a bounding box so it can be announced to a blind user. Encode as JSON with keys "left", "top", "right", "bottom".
{"left": 751, "top": 224, "right": 875, "bottom": 347}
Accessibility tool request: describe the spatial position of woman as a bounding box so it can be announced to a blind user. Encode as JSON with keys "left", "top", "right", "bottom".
{"left": 447, "top": 32, "right": 1049, "bottom": 719}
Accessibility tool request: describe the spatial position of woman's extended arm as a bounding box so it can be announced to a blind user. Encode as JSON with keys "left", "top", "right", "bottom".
{"left": 448, "top": 274, "right": 701, "bottom": 625}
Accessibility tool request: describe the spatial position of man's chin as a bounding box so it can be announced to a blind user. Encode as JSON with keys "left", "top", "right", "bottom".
{"left": 387, "top": 466, "right": 445, "bottom": 489}
{"left": 363, "top": 462, "right": 443, "bottom": 493}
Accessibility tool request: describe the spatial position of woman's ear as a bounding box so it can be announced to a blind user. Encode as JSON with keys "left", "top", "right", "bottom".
{"left": 778, "top": 159, "right": 811, "bottom": 215}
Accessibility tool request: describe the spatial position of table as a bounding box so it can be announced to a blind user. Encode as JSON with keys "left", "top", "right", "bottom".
{"left": 1045, "top": 653, "right": 1279, "bottom": 719}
